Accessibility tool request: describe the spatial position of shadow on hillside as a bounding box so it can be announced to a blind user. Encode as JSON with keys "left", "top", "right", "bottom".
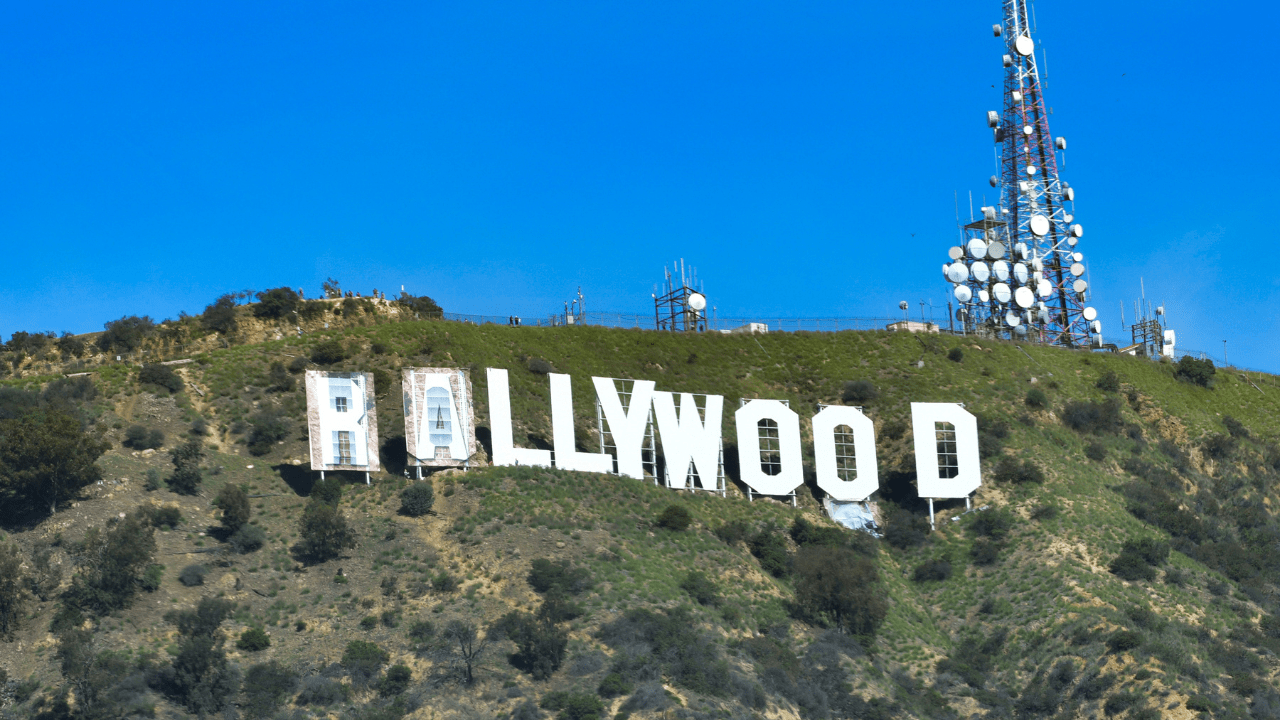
{"left": 275, "top": 463, "right": 316, "bottom": 497}
{"left": 379, "top": 435, "right": 407, "bottom": 477}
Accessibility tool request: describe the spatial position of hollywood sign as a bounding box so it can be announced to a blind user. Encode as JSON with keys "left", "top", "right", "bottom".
{"left": 305, "top": 368, "right": 982, "bottom": 502}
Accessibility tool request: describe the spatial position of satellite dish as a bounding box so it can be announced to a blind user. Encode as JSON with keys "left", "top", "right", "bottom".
{"left": 688, "top": 293, "right": 707, "bottom": 311}
{"left": 978, "top": 289, "right": 990, "bottom": 303}
{"left": 1015, "top": 242, "right": 1028, "bottom": 258}
{"left": 1072, "top": 252, "right": 1083, "bottom": 262}
{"left": 1014, "top": 35, "right": 1034, "bottom": 56}
{"left": 993, "top": 260, "right": 1010, "bottom": 281}
{"left": 1005, "top": 311, "right": 1021, "bottom": 327}
{"left": 972, "top": 261, "right": 990, "bottom": 282}
{"left": 942, "top": 264, "right": 951, "bottom": 278}
{"left": 1082, "top": 307, "right": 1097, "bottom": 321}
{"left": 953, "top": 285, "right": 972, "bottom": 303}
{"left": 1055, "top": 137, "right": 1067, "bottom": 150}
{"left": 1029, "top": 214, "right": 1050, "bottom": 236}
{"left": 1064, "top": 213, "right": 1074, "bottom": 222}
{"left": 948, "top": 246, "right": 964, "bottom": 260}
{"left": 1012, "top": 91, "right": 1023, "bottom": 102}
{"left": 1070, "top": 263, "right": 1085, "bottom": 277}
{"left": 1038, "top": 309, "right": 1050, "bottom": 323}
{"left": 1091, "top": 320, "right": 1102, "bottom": 334}
{"left": 1067, "top": 237, "right": 1078, "bottom": 246}
{"left": 1031, "top": 257, "right": 1044, "bottom": 272}
{"left": 947, "top": 263, "right": 969, "bottom": 283}
{"left": 1014, "top": 286, "right": 1034, "bottom": 308}
{"left": 1037, "top": 281, "right": 1053, "bottom": 298}
{"left": 967, "top": 238, "right": 988, "bottom": 258}
{"left": 982, "top": 206, "right": 997, "bottom": 221}
{"left": 1073, "top": 279, "right": 1088, "bottom": 293}
{"left": 993, "top": 23, "right": 1002, "bottom": 36}
{"left": 1015, "top": 324, "right": 1028, "bottom": 336}
{"left": 1070, "top": 224, "right": 1084, "bottom": 237}
{"left": 1156, "top": 306, "right": 1165, "bottom": 316}
{"left": 1023, "top": 125, "right": 1034, "bottom": 135}
{"left": 993, "top": 283, "right": 1012, "bottom": 304}
{"left": 1026, "top": 165, "right": 1039, "bottom": 176}
{"left": 1064, "top": 187, "right": 1076, "bottom": 201}
{"left": 1003, "top": 54, "right": 1013, "bottom": 67}
{"left": 987, "top": 241, "right": 1006, "bottom": 259}
{"left": 987, "top": 111, "right": 1000, "bottom": 128}
{"left": 989, "top": 175, "right": 998, "bottom": 187}
{"left": 899, "top": 301, "right": 909, "bottom": 311}
{"left": 1019, "top": 180, "right": 1030, "bottom": 193}
{"left": 1013, "top": 263, "right": 1029, "bottom": 283}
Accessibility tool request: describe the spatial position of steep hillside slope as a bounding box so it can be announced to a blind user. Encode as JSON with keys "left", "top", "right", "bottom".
{"left": 1, "top": 319, "right": 1278, "bottom": 720}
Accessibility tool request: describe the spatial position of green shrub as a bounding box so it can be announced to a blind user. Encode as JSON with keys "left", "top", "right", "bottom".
{"left": 1024, "top": 387, "right": 1048, "bottom": 408}
{"left": 527, "top": 357, "right": 554, "bottom": 375}
{"left": 311, "top": 476, "right": 343, "bottom": 505}
{"left": 343, "top": 640, "right": 390, "bottom": 683}
{"left": 841, "top": 380, "right": 878, "bottom": 404}
{"left": 1185, "top": 695, "right": 1213, "bottom": 712}
{"left": 242, "top": 660, "right": 298, "bottom": 718}
{"left": 311, "top": 340, "right": 347, "bottom": 365}
{"left": 536, "top": 588, "right": 584, "bottom": 624}
{"left": 63, "top": 508, "right": 157, "bottom": 614}
{"left": 296, "top": 676, "right": 350, "bottom": 706}
{"left": 0, "top": 543, "right": 30, "bottom": 641}
{"left": 969, "top": 508, "right": 1014, "bottom": 539}
{"left": 378, "top": 664, "right": 412, "bottom": 697}
{"left": 1103, "top": 691, "right": 1141, "bottom": 716}
{"left": 97, "top": 315, "right": 155, "bottom": 353}
{"left": 214, "top": 483, "right": 250, "bottom": 533}
{"left": 527, "top": 559, "right": 592, "bottom": 595}
{"left": 789, "top": 517, "right": 848, "bottom": 548}
{"left": 200, "top": 294, "right": 239, "bottom": 334}
{"left": 992, "top": 456, "right": 1045, "bottom": 484}
{"left": 163, "top": 597, "right": 238, "bottom": 716}
{"left": 597, "top": 672, "right": 632, "bottom": 698}
{"left": 748, "top": 526, "right": 790, "bottom": 577}
{"left": 884, "top": 513, "right": 929, "bottom": 550}
{"left": 1173, "top": 355, "right": 1215, "bottom": 387}
{"left": 969, "top": 539, "right": 999, "bottom": 565}
{"left": 598, "top": 608, "right": 730, "bottom": 696}
{"left": 253, "top": 287, "right": 300, "bottom": 319}
{"left": 238, "top": 627, "right": 271, "bottom": 651}
{"left": 179, "top": 564, "right": 207, "bottom": 587}
{"left": 1084, "top": 442, "right": 1107, "bottom": 461}
{"left": 713, "top": 520, "right": 752, "bottom": 545}
{"left": 266, "top": 361, "right": 294, "bottom": 393}
{"left": 1105, "top": 630, "right": 1142, "bottom": 653}
{"left": 792, "top": 546, "right": 887, "bottom": 639}
{"left": 167, "top": 438, "right": 205, "bottom": 495}
{"left": 1222, "top": 415, "right": 1250, "bottom": 439}
{"left": 1061, "top": 398, "right": 1123, "bottom": 434}
{"left": 124, "top": 424, "right": 165, "bottom": 450}
{"left": 1109, "top": 539, "right": 1168, "bottom": 582}
{"left": 360, "top": 616, "right": 378, "bottom": 630}
{"left": 947, "top": 347, "right": 963, "bottom": 363}
{"left": 500, "top": 611, "right": 569, "bottom": 680}
{"left": 432, "top": 571, "right": 459, "bottom": 593}
{"left": 655, "top": 504, "right": 692, "bottom": 531}
{"left": 1095, "top": 370, "right": 1120, "bottom": 392}
{"left": 230, "top": 524, "right": 266, "bottom": 553}
{"left": 144, "top": 469, "right": 162, "bottom": 491}
{"left": 679, "top": 571, "right": 720, "bottom": 607}
{"left": 399, "top": 482, "right": 435, "bottom": 517}
{"left": 139, "top": 363, "right": 184, "bottom": 393}
{"left": 288, "top": 356, "right": 309, "bottom": 373}
{"left": 408, "top": 620, "right": 435, "bottom": 644}
{"left": 147, "top": 504, "right": 183, "bottom": 529}
{"left": 295, "top": 500, "right": 357, "bottom": 563}
{"left": 913, "top": 559, "right": 952, "bottom": 582}
{"left": 246, "top": 408, "right": 289, "bottom": 456}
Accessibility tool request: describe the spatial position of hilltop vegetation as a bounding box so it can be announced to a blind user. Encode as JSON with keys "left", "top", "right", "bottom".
{"left": 1, "top": 301, "right": 1279, "bottom": 719}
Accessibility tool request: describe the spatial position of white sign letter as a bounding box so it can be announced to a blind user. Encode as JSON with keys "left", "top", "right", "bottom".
{"left": 593, "top": 377, "right": 656, "bottom": 480}
{"left": 734, "top": 399, "right": 803, "bottom": 497}
{"left": 813, "top": 405, "right": 879, "bottom": 501}
{"left": 486, "top": 368, "right": 551, "bottom": 468}
{"left": 550, "top": 373, "right": 613, "bottom": 473}
{"left": 652, "top": 392, "right": 723, "bottom": 488}
{"left": 911, "top": 402, "right": 981, "bottom": 498}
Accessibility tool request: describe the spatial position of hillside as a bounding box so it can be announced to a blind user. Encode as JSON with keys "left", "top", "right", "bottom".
{"left": 1, "top": 312, "right": 1279, "bottom": 720}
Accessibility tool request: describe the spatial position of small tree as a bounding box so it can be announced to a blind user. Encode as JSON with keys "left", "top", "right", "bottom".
{"left": 238, "top": 628, "right": 271, "bottom": 651}
{"left": 310, "top": 476, "right": 343, "bottom": 505}
{"left": 792, "top": 546, "right": 888, "bottom": 640}
{"left": 246, "top": 408, "right": 289, "bottom": 456}
{"left": 295, "top": 499, "right": 357, "bottom": 563}
{"left": 97, "top": 315, "right": 155, "bottom": 353}
{"left": 64, "top": 507, "right": 157, "bottom": 614}
{"left": 442, "top": 620, "right": 494, "bottom": 684}
{"left": 0, "top": 543, "right": 31, "bottom": 640}
{"left": 214, "top": 483, "right": 251, "bottom": 534}
{"left": 139, "top": 364, "right": 184, "bottom": 394}
{"left": 266, "top": 361, "right": 294, "bottom": 392}
{"left": 1174, "top": 355, "right": 1215, "bottom": 387}
{"left": 842, "top": 380, "right": 878, "bottom": 404}
{"left": 163, "top": 597, "right": 239, "bottom": 716}
{"left": 399, "top": 482, "right": 435, "bottom": 517}
{"left": 200, "top": 293, "right": 239, "bottom": 334}
{"left": 310, "top": 340, "right": 346, "bottom": 365}
{"left": 679, "top": 571, "right": 721, "bottom": 607}
{"left": 342, "top": 640, "right": 389, "bottom": 686}
{"left": 0, "top": 408, "right": 109, "bottom": 514}
{"left": 1025, "top": 388, "right": 1048, "bottom": 408}
{"left": 242, "top": 661, "right": 298, "bottom": 719}
{"left": 253, "top": 287, "right": 300, "bottom": 319}
{"left": 656, "top": 504, "right": 692, "bottom": 531}
{"left": 1095, "top": 370, "right": 1121, "bottom": 393}
{"left": 167, "top": 438, "right": 204, "bottom": 495}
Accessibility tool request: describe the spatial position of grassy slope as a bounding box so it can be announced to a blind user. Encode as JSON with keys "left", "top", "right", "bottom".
{"left": 2, "top": 319, "right": 1279, "bottom": 719}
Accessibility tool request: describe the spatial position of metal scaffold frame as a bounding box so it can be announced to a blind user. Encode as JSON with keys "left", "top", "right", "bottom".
{"left": 595, "top": 378, "right": 659, "bottom": 483}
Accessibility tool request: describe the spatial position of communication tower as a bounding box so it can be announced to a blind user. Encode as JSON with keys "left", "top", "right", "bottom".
{"left": 944, "top": 2, "right": 1100, "bottom": 347}
{"left": 654, "top": 259, "right": 707, "bottom": 332}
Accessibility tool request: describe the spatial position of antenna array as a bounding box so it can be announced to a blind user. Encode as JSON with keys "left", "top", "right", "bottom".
{"left": 944, "top": 1, "right": 1098, "bottom": 347}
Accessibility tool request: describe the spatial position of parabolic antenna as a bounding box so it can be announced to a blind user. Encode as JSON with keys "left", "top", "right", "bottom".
{"left": 1023, "top": 125, "right": 1034, "bottom": 135}
{"left": 987, "top": 241, "right": 1006, "bottom": 259}
{"left": 1031, "top": 257, "right": 1043, "bottom": 272}
{"left": 1005, "top": 311, "right": 1021, "bottom": 327}
{"left": 978, "top": 289, "right": 990, "bottom": 302}
{"left": 1091, "top": 320, "right": 1102, "bottom": 334}
{"left": 1070, "top": 224, "right": 1084, "bottom": 237}
{"left": 1013, "top": 263, "right": 1029, "bottom": 283}
{"left": 989, "top": 175, "right": 998, "bottom": 187}
{"left": 1064, "top": 187, "right": 1075, "bottom": 201}
{"left": 1064, "top": 213, "right": 1074, "bottom": 223}
{"left": 993, "top": 260, "right": 1009, "bottom": 281}
{"left": 942, "top": 264, "right": 951, "bottom": 279}
{"left": 1082, "top": 307, "right": 1097, "bottom": 321}
{"left": 1026, "top": 165, "right": 1038, "bottom": 176}
{"left": 1070, "top": 263, "right": 1085, "bottom": 277}
{"left": 1015, "top": 35, "right": 1034, "bottom": 56}
{"left": 1012, "top": 91, "right": 1023, "bottom": 102}
{"left": 1067, "top": 237, "right": 1078, "bottom": 246}
{"left": 687, "top": 293, "right": 707, "bottom": 311}
{"left": 993, "top": 283, "right": 1011, "bottom": 304}
{"left": 1015, "top": 325, "right": 1028, "bottom": 336}
{"left": 1037, "top": 280, "right": 1053, "bottom": 298}
{"left": 947, "top": 263, "right": 969, "bottom": 283}
{"left": 1014, "top": 286, "right": 1034, "bottom": 308}
{"left": 1072, "top": 252, "right": 1083, "bottom": 262}
{"left": 967, "top": 238, "right": 988, "bottom": 258}
{"left": 972, "top": 262, "right": 990, "bottom": 282}
{"left": 954, "top": 285, "right": 972, "bottom": 302}
{"left": 948, "top": 246, "right": 964, "bottom": 260}
{"left": 1073, "top": 279, "right": 1088, "bottom": 293}
{"left": 1029, "top": 214, "right": 1050, "bottom": 236}
{"left": 1015, "top": 242, "right": 1028, "bottom": 259}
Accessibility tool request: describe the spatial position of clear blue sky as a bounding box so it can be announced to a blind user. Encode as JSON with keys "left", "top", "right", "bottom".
{"left": 2, "top": 1, "right": 1274, "bottom": 371}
